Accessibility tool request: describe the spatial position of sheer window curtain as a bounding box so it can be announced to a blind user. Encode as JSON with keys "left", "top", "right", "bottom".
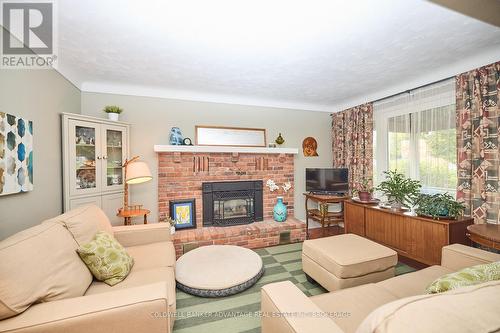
{"left": 374, "top": 78, "right": 456, "bottom": 196}
{"left": 415, "top": 105, "right": 456, "bottom": 194}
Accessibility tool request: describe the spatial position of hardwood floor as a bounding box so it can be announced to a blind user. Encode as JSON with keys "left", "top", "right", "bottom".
{"left": 308, "top": 225, "right": 344, "bottom": 239}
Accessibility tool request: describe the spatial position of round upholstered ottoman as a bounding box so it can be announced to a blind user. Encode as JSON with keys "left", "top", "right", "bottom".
{"left": 175, "top": 245, "right": 264, "bottom": 297}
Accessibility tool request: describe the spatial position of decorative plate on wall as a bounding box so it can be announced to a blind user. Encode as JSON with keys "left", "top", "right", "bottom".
{"left": 302, "top": 137, "right": 318, "bottom": 157}
{"left": 0, "top": 112, "right": 34, "bottom": 196}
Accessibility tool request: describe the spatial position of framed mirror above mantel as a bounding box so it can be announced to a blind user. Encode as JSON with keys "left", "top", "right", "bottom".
{"left": 195, "top": 125, "right": 267, "bottom": 147}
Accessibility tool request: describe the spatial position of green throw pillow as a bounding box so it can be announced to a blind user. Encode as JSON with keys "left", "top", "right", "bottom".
{"left": 77, "top": 231, "right": 134, "bottom": 286}
{"left": 426, "top": 261, "right": 500, "bottom": 294}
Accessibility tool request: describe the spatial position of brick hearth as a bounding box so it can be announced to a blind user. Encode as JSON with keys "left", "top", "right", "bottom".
{"left": 172, "top": 217, "right": 306, "bottom": 258}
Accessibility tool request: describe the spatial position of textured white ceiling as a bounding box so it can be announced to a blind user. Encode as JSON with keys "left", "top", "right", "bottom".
{"left": 57, "top": 0, "right": 500, "bottom": 112}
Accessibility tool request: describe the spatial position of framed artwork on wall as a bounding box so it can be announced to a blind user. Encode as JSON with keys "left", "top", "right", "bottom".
{"left": 302, "top": 137, "right": 319, "bottom": 157}
{"left": 0, "top": 112, "right": 34, "bottom": 196}
{"left": 195, "top": 125, "right": 266, "bottom": 147}
{"left": 169, "top": 199, "right": 196, "bottom": 229}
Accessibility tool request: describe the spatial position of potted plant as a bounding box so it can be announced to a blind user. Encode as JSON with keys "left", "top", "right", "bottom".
{"left": 415, "top": 193, "right": 465, "bottom": 219}
{"left": 103, "top": 105, "right": 123, "bottom": 121}
{"left": 353, "top": 178, "right": 373, "bottom": 201}
{"left": 161, "top": 216, "right": 176, "bottom": 234}
{"left": 375, "top": 170, "right": 421, "bottom": 210}
{"left": 266, "top": 179, "right": 292, "bottom": 222}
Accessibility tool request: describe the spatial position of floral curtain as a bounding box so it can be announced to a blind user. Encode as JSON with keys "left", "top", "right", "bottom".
{"left": 332, "top": 103, "right": 373, "bottom": 193}
{"left": 456, "top": 61, "right": 500, "bottom": 224}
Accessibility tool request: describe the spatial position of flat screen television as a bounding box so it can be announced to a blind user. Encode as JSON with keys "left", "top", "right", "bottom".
{"left": 306, "top": 168, "right": 349, "bottom": 194}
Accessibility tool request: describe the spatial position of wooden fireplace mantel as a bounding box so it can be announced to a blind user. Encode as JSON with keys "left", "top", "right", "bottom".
{"left": 154, "top": 145, "right": 298, "bottom": 155}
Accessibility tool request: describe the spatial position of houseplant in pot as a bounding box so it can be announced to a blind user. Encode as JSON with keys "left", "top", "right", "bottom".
{"left": 103, "top": 105, "right": 123, "bottom": 121}
{"left": 375, "top": 170, "right": 421, "bottom": 210}
{"left": 353, "top": 178, "right": 373, "bottom": 201}
{"left": 415, "top": 193, "right": 465, "bottom": 219}
{"left": 266, "top": 179, "right": 292, "bottom": 222}
{"left": 161, "top": 216, "right": 177, "bottom": 234}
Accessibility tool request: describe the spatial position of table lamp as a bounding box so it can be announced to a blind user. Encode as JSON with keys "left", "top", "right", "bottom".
{"left": 121, "top": 156, "right": 152, "bottom": 212}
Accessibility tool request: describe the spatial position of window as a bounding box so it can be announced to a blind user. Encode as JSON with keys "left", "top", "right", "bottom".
{"left": 374, "top": 79, "right": 457, "bottom": 196}
{"left": 388, "top": 114, "right": 411, "bottom": 176}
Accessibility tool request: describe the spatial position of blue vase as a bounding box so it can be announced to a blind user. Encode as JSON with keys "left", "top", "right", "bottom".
{"left": 273, "top": 197, "right": 287, "bottom": 222}
{"left": 169, "top": 127, "right": 183, "bottom": 145}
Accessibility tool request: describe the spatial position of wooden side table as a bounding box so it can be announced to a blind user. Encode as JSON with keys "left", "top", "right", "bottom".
{"left": 303, "top": 193, "right": 350, "bottom": 239}
{"left": 117, "top": 208, "right": 151, "bottom": 226}
{"left": 466, "top": 223, "right": 500, "bottom": 251}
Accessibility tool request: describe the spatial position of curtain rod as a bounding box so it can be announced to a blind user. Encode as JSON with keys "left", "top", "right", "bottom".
{"left": 330, "top": 76, "right": 455, "bottom": 115}
{"left": 371, "top": 76, "right": 455, "bottom": 104}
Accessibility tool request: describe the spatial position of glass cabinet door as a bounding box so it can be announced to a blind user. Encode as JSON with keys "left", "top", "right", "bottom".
{"left": 102, "top": 125, "right": 127, "bottom": 192}
{"left": 69, "top": 120, "right": 102, "bottom": 196}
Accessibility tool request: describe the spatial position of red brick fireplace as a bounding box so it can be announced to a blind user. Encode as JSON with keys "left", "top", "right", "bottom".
{"left": 158, "top": 151, "right": 295, "bottom": 223}
{"left": 155, "top": 146, "right": 306, "bottom": 257}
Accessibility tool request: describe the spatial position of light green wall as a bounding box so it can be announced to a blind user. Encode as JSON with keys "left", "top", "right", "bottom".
{"left": 81, "top": 92, "right": 333, "bottom": 223}
{"left": 0, "top": 69, "right": 81, "bottom": 239}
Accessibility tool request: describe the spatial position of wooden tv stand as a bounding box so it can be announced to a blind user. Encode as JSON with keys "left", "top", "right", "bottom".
{"left": 344, "top": 200, "right": 473, "bottom": 266}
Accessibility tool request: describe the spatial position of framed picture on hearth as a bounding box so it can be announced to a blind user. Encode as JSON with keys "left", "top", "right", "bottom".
{"left": 170, "top": 199, "right": 196, "bottom": 230}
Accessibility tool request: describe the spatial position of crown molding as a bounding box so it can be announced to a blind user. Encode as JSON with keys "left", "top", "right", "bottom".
{"left": 56, "top": 44, "right": 500, "bottom": 114}
{"left": 79, "top": 81, "right": 334, "bottom": 113}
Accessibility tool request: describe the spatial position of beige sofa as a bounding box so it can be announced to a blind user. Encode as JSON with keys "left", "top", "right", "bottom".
{"left": 0, "top": 205, "right": 176, "bottom": 333}
{"left": 262, "top": 244, "right": 500, "bottom": 333}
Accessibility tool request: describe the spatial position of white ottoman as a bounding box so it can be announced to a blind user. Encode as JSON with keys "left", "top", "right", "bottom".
{"left": 302, "top": 234, "right": 397, "bottom": 291}
{"left": 176, "top": 245, "right": 264, "bottom": 297}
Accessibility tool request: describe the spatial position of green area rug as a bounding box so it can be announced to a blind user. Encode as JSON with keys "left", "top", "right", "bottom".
{"left": 173, "top": 242, "right": 415, "bottom": 333}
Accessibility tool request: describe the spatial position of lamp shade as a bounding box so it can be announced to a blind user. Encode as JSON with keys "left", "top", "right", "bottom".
{"left": 125, "top": 161, "right": 152, "bottom": 184}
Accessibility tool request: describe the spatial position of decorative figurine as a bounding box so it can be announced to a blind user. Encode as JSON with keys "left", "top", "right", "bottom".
{"left": 169, "top": 127, "right": 184, "bottom": 145}
{"left": 275, "top": 133, "right": 285, "bottom": 145}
